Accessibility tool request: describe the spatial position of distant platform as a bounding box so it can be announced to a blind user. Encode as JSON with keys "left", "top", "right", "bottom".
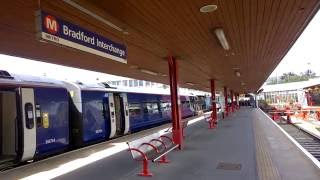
{"left": 291, "top": 117, "right": 320, "bottom": 139}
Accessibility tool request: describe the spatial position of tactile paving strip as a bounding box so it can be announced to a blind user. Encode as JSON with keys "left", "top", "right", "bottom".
{"left": 253, "top": 117, "right": 281, "bottom": 180}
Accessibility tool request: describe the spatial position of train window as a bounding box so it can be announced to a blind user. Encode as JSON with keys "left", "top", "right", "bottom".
{"left": 35, "top": 104, "right": 42, "bottom": 127}
{"left": 181, "top": 101, "right": 188, "bottom": 108}
{"left": 139, "top": 80, "right": 143, "bottom": 86}
{"left": 144, "top": 103, "right": 159, "bottom": 114}
{"left": 123, "top": 80, "right": 128, "bottom": 86}
{"left": 161, "top": 102, "right": 171, "bottom": 111}
{"left": 134, "top": 80, "right": 138, "bottom": 87}
{"left": 129, "top": 103, "right": 141, "bottom": 117}
{"left": 24, "top": 103, "right": 34, "bottom": 129}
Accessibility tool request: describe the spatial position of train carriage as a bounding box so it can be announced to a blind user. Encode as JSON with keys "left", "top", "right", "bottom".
{"left": 0, "top": 71, "right": 69, "bottom": 167}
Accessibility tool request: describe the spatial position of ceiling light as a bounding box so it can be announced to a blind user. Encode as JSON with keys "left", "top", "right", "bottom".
{"left": 235, "top": 71, "right": 241, "bottom": 77}
{"left": 139, "top": 68, "right": 158, "bottom": 76}
{"left": 241, "top": 82, "right": 246, "bottom": 86}
{"left": 200, "top": 5, "right": 218, "bottom": 13}
{"left": 129, "top": 65, "right": 138, "bottom": 69}
{"left": 63, "top": 0, "right": 129, "bottom": 34}
{"left": 159, "top": 73, "right": 167, "bottom": 77}
{"left": 186, "top": 82, "right": 195, "bottom": 86}
{"left": 213, "top": 28, "right": 230, "bottom": 50}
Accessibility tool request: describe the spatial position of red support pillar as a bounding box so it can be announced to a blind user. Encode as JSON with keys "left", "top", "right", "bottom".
{"left": 168, "top": 55, "right": 183, "bottom": 149}
{"left": 210, "top": 79, "right": 217, "bottom": 129}
{"left": 224, "top": 86, "right": 228, "bottom": 117}
{"left": 231, "top": 90, "right": 235, "bottom": 113}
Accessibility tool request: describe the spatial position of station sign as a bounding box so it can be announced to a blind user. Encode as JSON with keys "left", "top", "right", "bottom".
{"left": 36, "top": 11, "right": 127, "bottom": 63}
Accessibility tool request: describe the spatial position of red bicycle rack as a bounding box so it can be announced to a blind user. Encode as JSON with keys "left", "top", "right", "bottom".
{"left": 150, "top": 139, "right": 170, "bottom": 163}
{"left": 128, "top": 148, "right": 153, "bottom": 177}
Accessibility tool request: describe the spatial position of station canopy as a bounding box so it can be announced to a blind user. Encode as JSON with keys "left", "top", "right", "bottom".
{"left": 0, "top": 0, "right": 319, "bottom": 93}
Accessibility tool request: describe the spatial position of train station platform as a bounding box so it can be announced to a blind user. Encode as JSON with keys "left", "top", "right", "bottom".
{"left": 1, "top": 108, "right": 320, "bottom": 180}
{"left": 291, "top": 117, "right": 320, "bottom": 139}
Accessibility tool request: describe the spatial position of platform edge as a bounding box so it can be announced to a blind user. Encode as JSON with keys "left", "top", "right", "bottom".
{"left": 258, "top": 108, "right": 320, "bottom": 169}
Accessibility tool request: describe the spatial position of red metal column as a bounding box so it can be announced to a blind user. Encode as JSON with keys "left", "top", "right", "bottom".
{"left": 210, "top": 79, "right": 217, "bottom": 129}
{"left": 168, "top": 55, "right": 183, "bottom": 149}
{"left": 224, "top": 86, "right": 228, "bottom": 117}
{"left": 231, "top": 90, "right": 235, "bottom": 112}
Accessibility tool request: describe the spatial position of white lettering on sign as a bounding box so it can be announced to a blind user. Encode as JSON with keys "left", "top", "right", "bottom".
{"left": 39, "top": 11, "right": 127, "bottom": 63}
{"left": 63, "top": 25, "right": 95, "bottom": 45}
{"left": 96, "top": 38, "right": 126, "bottom": 57}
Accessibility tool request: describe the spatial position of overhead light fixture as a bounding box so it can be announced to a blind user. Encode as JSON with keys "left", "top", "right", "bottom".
{"left": 200, "top": 5, "right": 218, "bottom": 13}
{"left": 213, "top": 28, "right": 230, "bottom": 50}
{"left": 63, "top": 0, "right": 129, "bottom": 35}
{"left": 186, "top": 82, "right": 195, "bottom": 86}
{"left": 158, "top": 73, "right": 167, "bottom": 77}
{"left": 241, "top": 82, "right": 246, "bottom": 86}
{"left": 139, "top": 68, "right": 158, "bottom": 76}
{"left": 234, "top": 71, "right": 241, "bottom": 77}
{"left": 129, "top": 65, "right": 138, "bottom": 69}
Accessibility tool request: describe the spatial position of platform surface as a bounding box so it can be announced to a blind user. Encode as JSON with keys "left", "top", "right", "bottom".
{"left": 2, "top": 108, "right": 320, "bottom": 180}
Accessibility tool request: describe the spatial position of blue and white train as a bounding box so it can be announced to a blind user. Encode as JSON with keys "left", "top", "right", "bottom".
{"left": 0, "top": 70, "right": 210, "bottom": 169}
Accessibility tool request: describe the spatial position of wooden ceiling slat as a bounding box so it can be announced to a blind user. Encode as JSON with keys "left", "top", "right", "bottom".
{"left": 265, "top": 0, "right": 305, "bottom": 75}
{"left": 258, "top": 0, "right": 288, "bottom": 81}
{"left": 256, "top": 0, "right": 272, "bottom": 64}
{"left": 268, "top": 0, "right": 296, "bottom": 64}
{"left": 259, "top": 0, "right": 281, "bottom": 67}
{"left": 270, "top": 0, "right": 302, "bottom": 66}
{"left": 230, "top": 0, "right": 248, "bottom": 87}
{"left": 273, "top": 0, "right": 315, "bottom": 66}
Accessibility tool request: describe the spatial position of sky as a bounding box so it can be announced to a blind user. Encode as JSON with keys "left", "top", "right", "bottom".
{"left": 0, "top": 54, "right": 125, "bottom": 83}
{"left": 269, "top": 10, "right": 320, "bottom": 77}
{"left": 0, "top": 10, "right": 319, "bottom": 84}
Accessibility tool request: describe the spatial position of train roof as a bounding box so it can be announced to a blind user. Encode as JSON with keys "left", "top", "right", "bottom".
{"left": 0, "top": 70, "right": 201, "bottom": 96}
{"left": 0, "top": 70, "right": 65, "bottom": 88}
{"left": 63, "top": 80, "right": 197, "bottom": 96}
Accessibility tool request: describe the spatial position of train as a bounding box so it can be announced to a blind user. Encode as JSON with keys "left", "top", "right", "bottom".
{"left": 0, "top": 70, "right": 212, "bottom": 169}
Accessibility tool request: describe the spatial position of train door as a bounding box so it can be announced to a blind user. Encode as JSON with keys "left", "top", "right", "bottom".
{"left": 108, "top": 93, "right": 116, "bottom": 138}
{"left": 108, "top": 93, "right": 129, "bottom": 138}
{"left": 0, "top": 89, "right": 18, "bottom": 166}
{"left": 20, "top": 88, "right": 36, "bottom": 161}
{"left": 119, "top": 93, "right": 129, "bottom": 134}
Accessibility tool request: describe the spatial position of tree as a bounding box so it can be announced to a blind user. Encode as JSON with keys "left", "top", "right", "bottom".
{"left": 267, "top": 69, "right": 317, "bottom": 85}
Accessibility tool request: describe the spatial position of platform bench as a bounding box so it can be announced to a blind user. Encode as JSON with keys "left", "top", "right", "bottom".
{"left": 127, "top": 132, "right": 179, "bottom": 177}
{"left": 165, "top": 120, "right": 188, "bottom": 137}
